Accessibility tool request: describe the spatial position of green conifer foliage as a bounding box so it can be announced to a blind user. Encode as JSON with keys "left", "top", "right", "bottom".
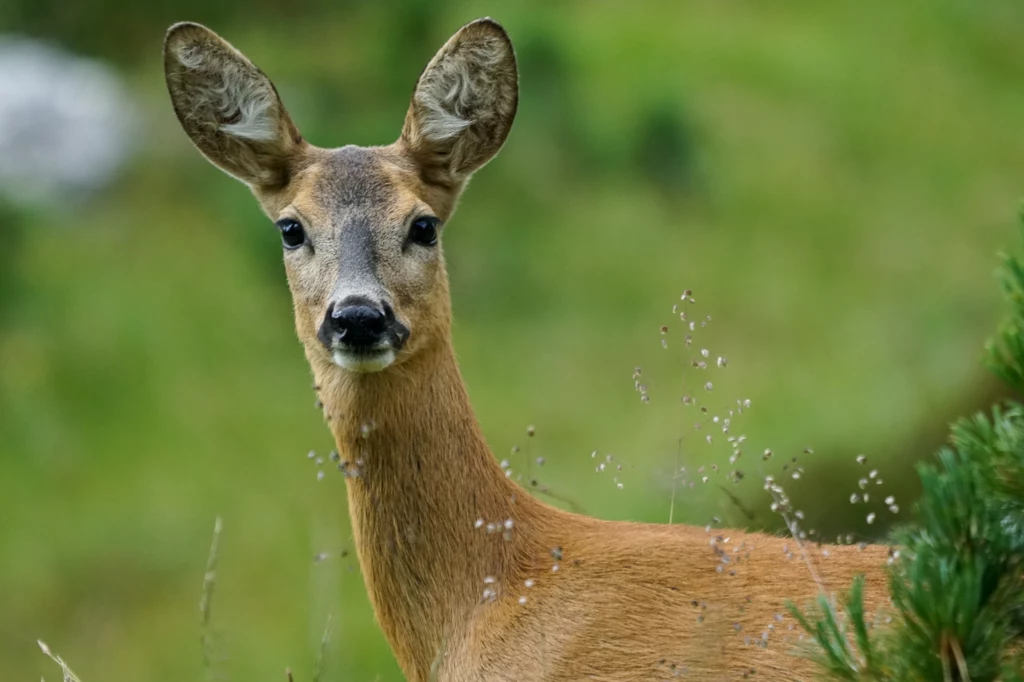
{"left": 791, "top": 214, "right": 1024, "bottom": 681}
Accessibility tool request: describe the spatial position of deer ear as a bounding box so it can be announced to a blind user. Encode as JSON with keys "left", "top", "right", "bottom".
{"left": 400, "top": 18, "right": 518, "bottom": 184}
{"left": 163, "top": 22, "right": 303, "bottom": 188}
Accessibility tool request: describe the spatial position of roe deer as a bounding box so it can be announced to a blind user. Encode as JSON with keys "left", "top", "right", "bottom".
{"left": 163, "top": 18, "right": 891, "bottom": 681}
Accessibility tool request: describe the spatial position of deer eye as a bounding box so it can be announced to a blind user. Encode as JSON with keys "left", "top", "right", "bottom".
{"left": 276, "top": 218, "right": 306, "bottom": 250}
{"left": 408, "top": 216, "right": 439, "bottom": 247}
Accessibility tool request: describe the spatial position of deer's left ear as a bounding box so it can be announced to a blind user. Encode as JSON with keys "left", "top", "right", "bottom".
{"left": 400, "top": 18, "right": 518, "bottom": 184}
{"left": 163, "top": 22, "right": 303, "bottom": 188}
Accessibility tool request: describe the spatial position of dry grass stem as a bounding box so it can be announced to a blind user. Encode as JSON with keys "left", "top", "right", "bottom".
{"left": 311, "top": 613, "right": 333, "bottom": 682}
{"left": 37, "top": 640, "right": 84, "bottom": 682}
{"left": 200, "top": 516, "right": 223, "bottom": 680}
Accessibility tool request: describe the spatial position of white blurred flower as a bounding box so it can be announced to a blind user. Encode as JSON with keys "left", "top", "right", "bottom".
{"left": 0, "top": 36, "right": 137, "bottom": 205}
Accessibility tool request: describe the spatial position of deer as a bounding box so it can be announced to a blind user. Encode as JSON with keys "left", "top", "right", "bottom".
{"left": 163, "top": 18, "right": 892, "bottom": 681}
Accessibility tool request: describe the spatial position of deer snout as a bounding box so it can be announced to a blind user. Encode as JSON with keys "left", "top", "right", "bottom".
{"left": 321, "top": 299, "right": 388, "bottom": 348}
{"left": 317, "top": 297, "right": 410, "bottom": 372}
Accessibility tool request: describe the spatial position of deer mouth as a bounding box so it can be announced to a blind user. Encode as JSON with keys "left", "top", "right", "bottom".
{"left": 330, "top": 345, "right": 397, "bottom": 373}
{"left": 325, "top": 323, "right": 408, "bottom": 373}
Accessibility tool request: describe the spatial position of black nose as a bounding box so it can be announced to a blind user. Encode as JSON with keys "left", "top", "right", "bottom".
{"left": 322, "top": 300, "right": 388, "bottom": 348}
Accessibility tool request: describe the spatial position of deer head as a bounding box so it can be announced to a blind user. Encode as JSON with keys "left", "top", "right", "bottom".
{"left": 163, "top": 19, "right": 517, "bottom": 374}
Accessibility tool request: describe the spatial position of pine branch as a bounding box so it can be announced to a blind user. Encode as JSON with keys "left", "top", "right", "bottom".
{"left": 791, "top": 212, "right": 1024, "bottom": 680}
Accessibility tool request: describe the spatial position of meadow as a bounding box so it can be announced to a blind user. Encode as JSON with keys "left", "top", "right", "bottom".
{"left": 2, "top": 2, "right": 1024, "bottom": 679}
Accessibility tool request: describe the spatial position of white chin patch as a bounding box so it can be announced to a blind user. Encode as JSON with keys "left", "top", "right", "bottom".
{"left": 331, "top": 348, "right": 396, "bottom": 373}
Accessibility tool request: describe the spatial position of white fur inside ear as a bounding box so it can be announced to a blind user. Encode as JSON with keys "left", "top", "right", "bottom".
{"left": 414, "top": 33, "right": 509, "bottom": 143}
{"left": 174, "top": 43, "right": 277, "bottom": 142}
{"left": 415, "top": 89, "right": 471, "bottom": 141}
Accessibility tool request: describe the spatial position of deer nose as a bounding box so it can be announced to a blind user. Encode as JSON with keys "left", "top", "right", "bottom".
{"left": 322, "top": 300, "right": 388, "bottom": 348}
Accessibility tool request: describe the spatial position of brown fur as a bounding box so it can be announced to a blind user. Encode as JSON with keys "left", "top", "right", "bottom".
{"left": 164, "top": 18, "right": 892, "bottom": 681}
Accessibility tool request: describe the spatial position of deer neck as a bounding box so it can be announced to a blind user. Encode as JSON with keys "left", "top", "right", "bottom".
{"left": 313, "top": 339, "right": 538, "bottom": 674}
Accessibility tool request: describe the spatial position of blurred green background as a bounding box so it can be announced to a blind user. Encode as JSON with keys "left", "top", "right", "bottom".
{"left": 2, "top": 1, "right": 1023, "bottom": 680}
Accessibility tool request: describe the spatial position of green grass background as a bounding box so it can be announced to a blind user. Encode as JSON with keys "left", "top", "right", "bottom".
{"left": 2, "top": 1, "right": 1024, "bottom": 679}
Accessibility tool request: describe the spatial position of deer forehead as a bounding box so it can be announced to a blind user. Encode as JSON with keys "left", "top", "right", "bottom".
{"left": 284, "top": 146, "right": 423, "bottom": 227}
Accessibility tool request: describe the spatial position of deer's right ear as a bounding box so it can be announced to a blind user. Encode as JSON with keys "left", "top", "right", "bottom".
{"left": 163, "top": 22, "right": 303, "bottom": 188}
{"left": 400, "top": 18, "right": 518, "bottom": 185}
